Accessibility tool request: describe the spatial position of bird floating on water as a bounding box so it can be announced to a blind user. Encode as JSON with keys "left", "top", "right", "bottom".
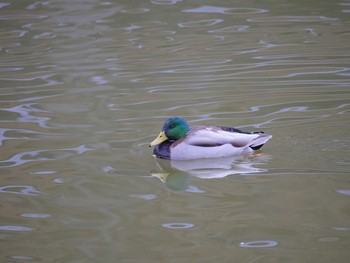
{"left": 149, "top": 117, "right": 271, "bottom": 160}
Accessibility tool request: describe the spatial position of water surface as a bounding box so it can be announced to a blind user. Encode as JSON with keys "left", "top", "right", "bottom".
{"left": 0, "top": 0, "right": 349, "bottom": 262}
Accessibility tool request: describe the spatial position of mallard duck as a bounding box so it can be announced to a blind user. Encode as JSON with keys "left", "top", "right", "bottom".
{"left": 149, "top": 117, "right": 272, "bottom": 160}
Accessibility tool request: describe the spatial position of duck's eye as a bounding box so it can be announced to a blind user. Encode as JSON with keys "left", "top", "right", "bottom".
{"left": 169, "top": 124, "right": 175, "bottom": 129}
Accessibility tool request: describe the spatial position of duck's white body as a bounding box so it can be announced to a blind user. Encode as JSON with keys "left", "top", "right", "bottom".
{"left": 153, "top": 125, "right": 272, "bottom": 160}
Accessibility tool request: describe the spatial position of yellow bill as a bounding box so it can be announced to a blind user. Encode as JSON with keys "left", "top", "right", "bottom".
{"left": 149, "top": 131, "right": 168, "bottom": 147}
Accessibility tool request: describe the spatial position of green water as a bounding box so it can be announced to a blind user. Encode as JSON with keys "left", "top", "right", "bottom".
{"left": 0, "top": 0, "right": 349, "bottom": 262}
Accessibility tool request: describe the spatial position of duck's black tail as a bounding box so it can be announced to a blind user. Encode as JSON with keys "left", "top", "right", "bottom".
{"left": 219, "top": 126, "right": 271, "bottom": 151}
{"left": 250, "top": 131, "right": 271, "bottom": 150}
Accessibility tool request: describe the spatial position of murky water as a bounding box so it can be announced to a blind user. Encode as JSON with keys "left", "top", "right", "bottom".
{"left": 1, "top": 0, "right": 349, "bottom": 262}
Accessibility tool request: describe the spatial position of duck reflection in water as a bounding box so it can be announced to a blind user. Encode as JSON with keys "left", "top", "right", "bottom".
{"left": 151, "top": 154, "right": 269, "bottom": 192}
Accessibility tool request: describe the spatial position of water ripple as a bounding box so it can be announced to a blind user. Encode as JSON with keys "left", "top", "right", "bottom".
{"left": 0, "top": 103, "right": 50, "bottom": 127}
{"left": 29, "top": 170, "right": 57, "bottom": 175}
{"left": 0, "top": 128, "right": 50, "bottom": 146}
{"left": 0, "top": 145, "right": 93, "bottom": 168}
{"left": 0, "top": 185, "right": 41, "bottom": 195}
{"left": 208, "top": 25, "right": 250, "bottom": 33}
{"left": 162, "top": 223, "right": 195, "bottom": 229}
{"left": 33, "top": 32, "right": 56, "bottom": 39}
{"left": 0, "top": 14, "right": 48, "bottom": 20}
{"left": 0, "top": 71, "right": 57, "bottom": 82}
{"left": 178, "top": 19, "right": 223, "bottom": 28}
{"left": 7, "top": 255, "right": 40, "bottom": 261}
{"left": 0, "top": 225, "right": 34, "bottom": 232}
{"left": 20, "top": 213, "right": 51, "bottom": 219}
{"left": 0, "top": 3, "right": 10, "bottom": 9}
{"left": 183, "top": 6, "right": 268, "bottom": 15}
{"left": 240, "top": 240, "right": 278, "bottom": 248}
{"left": 151, "top": 0, "right": 183, "bottom": 5}
{"left": 26, "top": 1, "right": 49, "bottom": 10}
{"left": 336, "top": 190, "right": 350, "bottom": 196}
{"left": 0, "top": 150, "right": 53, "bottom": 168}
{"left": 247, "top": 15, "right": 338, "bottom": 23}
{"left": 121, "top": 8, "right": 150, "bottom": 14}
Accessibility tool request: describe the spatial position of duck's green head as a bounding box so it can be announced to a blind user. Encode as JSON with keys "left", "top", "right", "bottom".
{"left": 150, "top": 117, "right": 190, "bottom": 147}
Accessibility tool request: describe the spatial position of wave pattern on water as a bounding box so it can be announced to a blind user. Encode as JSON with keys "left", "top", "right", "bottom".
{"left": 0, "top": 185, "right": 41, "bottom": 195}
{"left": 0, "top": 1, "right": 349, "bottom": 262}
{"left": 0, "top": 145, "right": 93, "bottom": 168}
